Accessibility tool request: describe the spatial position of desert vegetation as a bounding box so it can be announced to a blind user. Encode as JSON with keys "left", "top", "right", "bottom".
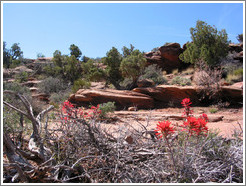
{"left": 2, "top": 20, "right": 243, "bottom": 183}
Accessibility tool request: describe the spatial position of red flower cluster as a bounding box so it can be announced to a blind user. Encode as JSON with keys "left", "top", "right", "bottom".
{"left": 156, "top": 98, "right": 209, "bottom": 139}
{"left": 60, "top": 101, "right": 102, "bottom": 123}
{"left": 183, "top": 116, "right": 208, "bottom": 136}
{"left": 181, "top": 98, "right": 193, "bottom": 117}
{"left": 155, "top": 121, "right": 175, "bottom": 139}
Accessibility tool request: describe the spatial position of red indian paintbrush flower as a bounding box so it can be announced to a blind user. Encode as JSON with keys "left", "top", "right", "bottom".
{"left": 183, "top": 116, "right": 208, "bottom": 136}
{"left": 181, "top": 98, "right": 193, "bottom": 117}
{"left": 155, "top": 120, "right": 175, "bottom": 139}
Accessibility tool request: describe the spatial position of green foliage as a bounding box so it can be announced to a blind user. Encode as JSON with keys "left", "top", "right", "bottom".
{"left": 233, "top": 68, "right": 243, "bottom": 76}
{"left": 38, "top": 77, "right": 66, "bottom": 95}
{"left": 180, "top": 20, "right": 229, "bottom": 67}
{"left": 50, "top": 90, "right": 71, "bottom": 106}
{"left": 69, "top": 44, "right": 82, "bottom": 60}
{"left": 81, "top": 59, "right": 105, "bottom": 82}
{"left": 64, "top": 55, "right": 81, "bottom": 82}
{"left": 171, "top": 76, "right": 191, "bottom": 86}
{"left": 140, "top": 64, "right": 167, "bottom": 85}
{"left": 51, "top": 50, "right": 82, "bottom": 82}
{"left": 120, "top": 49, "right": 147, "bottom": 84}
{"left": 103, "top": 47, "right": 123, "bottom": 89}
{"left": 237, "top": 34, "right": 243, "bottom": 43}
{"left": 14, "top": 71, "right": 29, "bottom": 83}
{"left": 37, "top": 53, "right": 45, "bottom": 58}
{"left": 99, "top": 101, "right": 116, "bottom": 118}
{"left": 10, "top": 43, "right": 23, "bottom": 60}
{"left": 3, "top": 82, "right": 31, "bottom": 97}
{"left": 3, "top": 42, "right": 23, "bottom": 68}
{"left": 209, "top": 108, "right": 218, "bottom": 114}
{"left": 226, "top": 67, "right": 243, "bottom": 84}
{"left": 72, "top": 79, "right": 91, "bottom": 93}
{"left": 3, "top": 82, "right": 32, "bottom": 132}
{"left": 9, "top": 59, "right": 22, "bottom": 68}
{"left": 122, "top": 44, "right": 135, "bottom": 58}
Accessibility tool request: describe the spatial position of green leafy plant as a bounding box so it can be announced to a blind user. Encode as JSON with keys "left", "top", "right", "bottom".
{"left": 209, "top": 108, "right": 218, "bottom": 114}
{"left": 38, "top": 77, "right": 66, "bottom": 95}
{"left": 14, "top": 71, "right": 29, "bottom": 83}
{"left": 140, "top": 64, "right": 167, "bottom": 85}
{"left": 98, "top": 101, "right": 116, "bottom": 118}
{"left": 72, "top": 79, "right": 91, "bottom": 93}
{"left": 179, "top": 20, "right": 229, "bottom": 67}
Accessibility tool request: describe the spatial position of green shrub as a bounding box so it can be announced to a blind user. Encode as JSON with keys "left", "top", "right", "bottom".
{"left": 50, "top": 90, "right": 71, "bottom": 107}
{"left": 179, "top": 20, "right": 229, "bottom": 67}
{"left": 140, "top": 64, "right": 167, "bottom": 85}
{"left": 38, "top": 77, "right": 66, "bottom": 95}
{"left": 99, "top": 101, "right": 116, "bottom": 118}
{"left": 226, "top": 68, "right": 243, "bottom": 84}
{"left": 233, "top": 68, "right": 243, "bottom": 76}
{"left": 4, "top": 81, "right": 30, "bottom": 94}
{"left": 14, "top": 71, "right": 29, "bottom": 83}
{"left": 171, "top": 76, "right": 191, "bottom": 86}
{"left": 209, "top": 108, "right": 218, "bottom": 114}
{"left": 72, "top": 79, "right": 91, "bottom": 93}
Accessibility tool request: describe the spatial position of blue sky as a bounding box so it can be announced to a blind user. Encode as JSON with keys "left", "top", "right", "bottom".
{"left": 2, "top": 2, "right": 244, "bottom": 59}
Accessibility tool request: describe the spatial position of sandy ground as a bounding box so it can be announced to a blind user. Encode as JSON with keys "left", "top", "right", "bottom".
{"left": 101, "top": 107, "right": 244, "bottom": 139}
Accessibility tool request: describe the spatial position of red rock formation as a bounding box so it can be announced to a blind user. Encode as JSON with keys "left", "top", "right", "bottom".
{"left": 144, "top": 43, "right": 188, "bottom": 73}
{"left": 68, "top": 89, "right": 154, "bottom": 109}
{"left": 133, "top": 85, "right": 200, "bottom": 107}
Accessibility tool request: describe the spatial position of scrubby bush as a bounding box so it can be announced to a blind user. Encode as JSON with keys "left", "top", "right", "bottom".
{"left": 140, "top": 64, "right": 167, "bottom": 85}
{"left": 99, "top": 101, "right": 116, "bottom": 118}
{"left": 226, "top": 68, "right": 243, "bottom": 84}
{"left": 81, "top": 59, "right": 105, "bottom": 82}
{"left": 193, "top": 60, "right": 222, "bottom": 102}
{"left": 14, "top": 71, "right": 29, "bottom": 83}
{"left": 50, "top": 90, "right": 71, "bottom": 107}
{"left": 72, "top": 79, "right": 91, "bottom": 93}
{"left": 3, "top": 95, "right": 243, "bottom": 183}
{"left": 171, "top": 76, "right": 191, "bottom": 86}
{"left": 179, "top": 20, "right": 229, "bottom": 67}
{"left": 38, "top": 77, "right": 66, "bottom": 95}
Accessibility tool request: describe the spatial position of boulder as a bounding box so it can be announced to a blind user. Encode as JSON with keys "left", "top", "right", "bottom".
{"left": 133, "top": 85, "right": 200, "bottom": 107}
{"left": 144, "top": 43, "right": 187, "bottom": 73}
{"left": 220, "top": 85, "right": 243, "bottom": 104}
{"left": 133, "top": 85, "right": 243, "bottom": 107}
{"left": 159, "top": 43, "right": 183, "bottom": 62}
{"left": 68, "top": 89, "right": 154, "bottom": 109}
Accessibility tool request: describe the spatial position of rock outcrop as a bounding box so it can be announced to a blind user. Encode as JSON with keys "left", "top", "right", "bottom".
{"left": 68, "top": 89, "right": 154, "bottom": 109}
{"left": 69, "top": 82, "right": 243, "bottom": 109}
{"left": 133, "top": 84, "right": 243, "bottom": 107}
{"left": 133, "top": 85, "right": 200, "bottom": 107}
{"left": 144, "top": 43, "right": 188, "bottom": 73}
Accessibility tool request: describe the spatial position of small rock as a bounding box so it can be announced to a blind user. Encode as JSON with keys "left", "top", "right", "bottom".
{"left": 125, "top": 135, "right": 134, "bottom": 144}
{"left": 128, "top": 107, "right": 137, "bottom": 111}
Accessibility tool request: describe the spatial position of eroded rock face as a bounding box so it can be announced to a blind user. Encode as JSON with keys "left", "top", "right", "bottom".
{"left": 133, "top": 85, "right": 200, "bottom": 107}
{"left": 68, "top": 89, "right": 154, "bottom": 109}
{"left": 69, "top": 83, "right": 243, "bottom": 109}
{"left": 133, "top": 84, "right": 243, "bottom": 107}
{"left": 144, "top": 43, "right": 187, "bottom": 73}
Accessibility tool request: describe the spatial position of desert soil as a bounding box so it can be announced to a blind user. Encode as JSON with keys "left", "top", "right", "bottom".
{"left": 101, "top": 107, "right": 244, "bottom": 139}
